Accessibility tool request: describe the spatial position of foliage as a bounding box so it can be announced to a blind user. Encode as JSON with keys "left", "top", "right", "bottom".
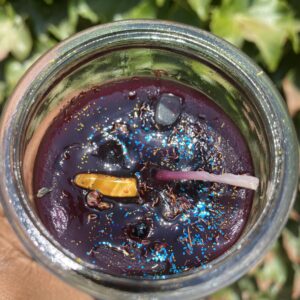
{"left": 0, "top": 0, "right": 299, "bottom": 299}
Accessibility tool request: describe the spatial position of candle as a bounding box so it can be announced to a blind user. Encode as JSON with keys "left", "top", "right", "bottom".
{"left": 34, "top": 77, "right": 257, "bottom": 277}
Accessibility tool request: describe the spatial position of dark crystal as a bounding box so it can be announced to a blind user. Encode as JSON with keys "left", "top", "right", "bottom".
{"left": 155, "top": 93, "right": 182, "bottom": 126}
{"left": 98, "top": 140, "right": 124, "bottom": 165}
{"left": 128, "top": 221, "right": 150, "bottom": 240}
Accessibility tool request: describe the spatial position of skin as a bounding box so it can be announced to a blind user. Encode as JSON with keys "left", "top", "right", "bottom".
{"left": 0, "top": 206, "right": 92, "bottom": 300}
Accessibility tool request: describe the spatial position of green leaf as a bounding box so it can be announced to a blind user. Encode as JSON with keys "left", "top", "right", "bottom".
{"left": 166, "top": 1, "right": 203, "bottom": 27}
{"left": 83, "top": 0, "right": 141, "bottom": 23}
{"left": 0, "top": 5, "right": 32, "bottom": 61}
{"left": 47, "top": 0, "right": 100, "bottom": 40}
{"left": 47, "top": 21, "right": 76, "bottom": 40}
{"left": 210, "top": 0, "right": 300, "bottom": 72}
{"left": 237, "top": 277, "right": 256, "bottom": 294}
{"left": 0, "top": 81, "right": 6, "bottom": 105}
{"left": 156, "top": 0, "right": 165, "bottom": 7}
{"left": 210, "top": 0, "right": 247, "bottom": 46}
{"left": 35, "top": 33, "right": 57, "bottom": 53}
{"left": 237, "top": 277, "right": 271, "bottom": 300}
{"left": 253, "top": 243, "right": 288, "bottom": 297}
{"left": 9, "top": 1, "right": 72, "bottom": 40}
{"left": 114, "top": 0, "right": 157, "bottom": 20}
{"left": 209, "top": 287, "right": 240, "bottom": 300}
{"left": 4, "top": 33, "right": 56, "bottom": 94}
{"left": 187, "top": 0, "right": 212, "bottom": 21}
{"left": 282, "top": 228, "right": 300, "bottom": 264}
{"left": 47, "top": 1, "right": 80, "bottom": 40}
{"left": 76, "top": 0, "right": 98, "bottom": 23}
{"left": 4, "top": 53, "right": 41, "bottom": 94}
{"left": 43, "top": 0, "right": 53, "bottom": 5}
{"left": 4, "top": 59, "right": 28, "bottom": 93}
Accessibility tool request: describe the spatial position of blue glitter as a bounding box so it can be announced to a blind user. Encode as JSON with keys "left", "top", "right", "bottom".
{"left": 87, "top": 133, "right": 94, "bottom": 141}
{"left": 136, "top": 243, "right": 143, "bottom": 249}
{"left": 154, "top": 213, "right": 160, "bottom": 222}
{"left": 170, "top": 263, "right": 180, "bottom": 274}
{"left": 145, "top": 135, "right": 152, "bottom": 142}
{"left": 147, "top": 247, "right": 169, "bottom": 263}
{"left": 97, "top": 241, "right": 113, "bottom": 247}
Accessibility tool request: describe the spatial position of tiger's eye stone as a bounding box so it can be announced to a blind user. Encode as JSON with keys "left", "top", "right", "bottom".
{"left": 74, "top": 173, "right": 138, "bottom": 197}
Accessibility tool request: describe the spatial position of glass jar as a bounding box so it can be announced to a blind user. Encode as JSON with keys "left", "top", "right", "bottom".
{"left": 0, "top": 20, "right": 298, "bottom": 299}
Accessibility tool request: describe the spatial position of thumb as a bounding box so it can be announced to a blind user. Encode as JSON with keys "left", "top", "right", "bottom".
{"left": 0, "top": 206, "right": 92, "bottom": 300}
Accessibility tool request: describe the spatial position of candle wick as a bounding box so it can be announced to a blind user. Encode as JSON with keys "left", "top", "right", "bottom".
{"left": 155, "top": 170, "right": 259, "bottom": 191}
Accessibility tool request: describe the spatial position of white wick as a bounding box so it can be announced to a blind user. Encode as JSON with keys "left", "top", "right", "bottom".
{"left": 155, "top": 170, "right": 259, "bottom": 191}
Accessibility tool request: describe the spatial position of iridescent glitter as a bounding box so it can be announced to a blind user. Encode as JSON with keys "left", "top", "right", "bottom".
{"left": 33, "top": 77, "right": 254, "bottom": 277}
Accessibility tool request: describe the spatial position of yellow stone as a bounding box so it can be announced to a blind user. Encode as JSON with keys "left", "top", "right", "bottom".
{"left": 74, "top": 173, "right": 138, "bottom": 197}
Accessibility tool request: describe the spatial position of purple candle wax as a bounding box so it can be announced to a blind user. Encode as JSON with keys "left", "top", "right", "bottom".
{"left": 33, "top": 77, "right": 254, "bottom": 277}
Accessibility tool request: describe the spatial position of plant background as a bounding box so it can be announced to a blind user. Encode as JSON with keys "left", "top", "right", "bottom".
{"left": 0, "top": 0, "right": 300, "bottom": 299}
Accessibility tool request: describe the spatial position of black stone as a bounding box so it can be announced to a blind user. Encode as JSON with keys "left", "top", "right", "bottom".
{"left": 128, "top": 221, "right": 150, "bottom": 240}
{"left": 97, "top": 140, "right": 124, "bottom": 165}
{"left": 155, "top": 93, "right": 182, "bottom": 126}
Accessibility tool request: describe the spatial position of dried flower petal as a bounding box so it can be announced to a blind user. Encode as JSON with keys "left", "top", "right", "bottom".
{"left": 37, "top": 187, "right": 52, "bottom": 198}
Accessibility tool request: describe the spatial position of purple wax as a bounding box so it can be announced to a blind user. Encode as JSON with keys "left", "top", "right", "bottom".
{"left": 33, "top": 77, "right": 254, "bottom": 277}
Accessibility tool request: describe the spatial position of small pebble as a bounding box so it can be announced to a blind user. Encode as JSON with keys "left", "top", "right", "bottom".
{"left": 128, "top": 221, "right": 150, "bottom": 240}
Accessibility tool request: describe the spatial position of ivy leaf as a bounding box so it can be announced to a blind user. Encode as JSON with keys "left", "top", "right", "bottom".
{"left": 0, "top": 4, "right": 32, "bottom": 61}
{"left": 47, "top": 0, "right": 99, "bottom": 40}
{"left": 187, "top": 0, "right": 212, "bottom": 21}
{"left": 75, "top": 0, "right": 99, "bottom": 23}
{"left": 5, "top": 59, "right": 31, "bottom": 93}
{"left": 166, "top": 1, "right": 203, "bottom": 27}
{"left": 113, "top": 0, "right": 157, "bottom": 20}
{"left": 211, "top": 0, "right": 300, "bottom": 72}
{"left": 4, "top": 51, "right": 44, "bottom": 94}
{"left": 47, "top": 1, "right": 79, "bottom": 40}
{"left": 82, "top": 0, "right": 141, "bottom": 23}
